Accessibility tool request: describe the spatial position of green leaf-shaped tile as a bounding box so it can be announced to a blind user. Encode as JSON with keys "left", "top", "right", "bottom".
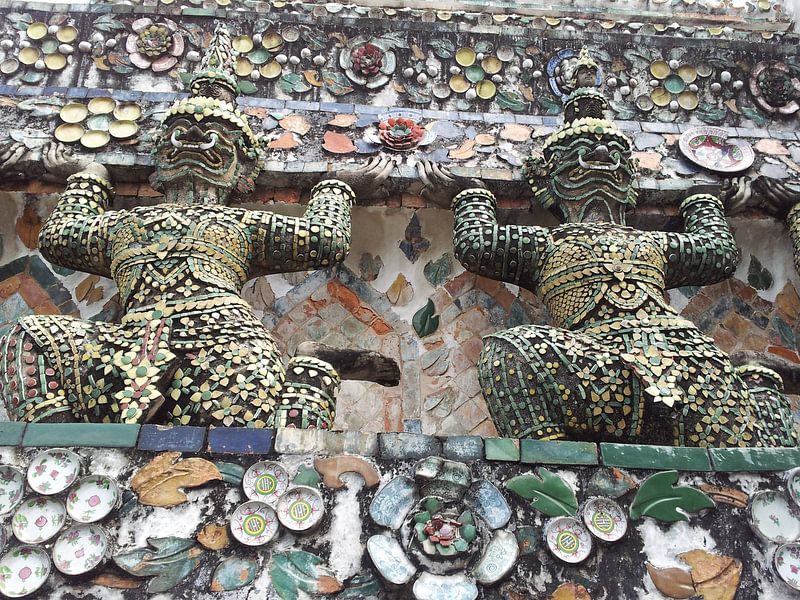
{"left": 113, "top": 537, "right": 204, "bottom": 593}
{"left": 322, "top": 69, "right": 354, "bottom": 96}
{"left": 214, "top": 461, "right": 245, "bottom": 486}
{"left": 211, "top": 557, "right": 258, "bottom": 591}
{"left": 270, "top": 551, "right": 342, "bottom": 600}
{"left": 629, "top": 470, "right": 715, "bottom": 523}
{"left": 413, "top": 299, "right": 440, "bottom": 337}
{"left": 505, "top": 468, "right": 578, "bottom": 517}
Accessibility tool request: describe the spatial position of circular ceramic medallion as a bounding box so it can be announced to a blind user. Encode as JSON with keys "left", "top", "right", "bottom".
{"left": 18, "top": 47, "right": 41, "bottom": 66}
{"left": 481, "top": 56, "right": 502, "bottom": 75}
{"left": 545, "top": 517, "right": 592, "bottom": 563}
{"left": 0, "top": 58, "right": 19, "bottom": 75}
{"left": 12, "top": 496, "right": 66, "bottom": 544}
{"left": 787, "top": 469, "right": 800, "bottom": 508}
{"left": 678, "top": 126, "right": 754, "bottom": 173}
{"left": 242, "top": 462, "right": 289, "bottom": 503}
{"left": 229, "top": 501, "right": 279, "bottom": 546}
{"left": 59, "top": 102, "right": 88, "bottom": 124}
{"left": 235, "top": 57, "right": 253, "bottom": 77}
{"left": 696, "top": 63, "right": 713, "bottom": 77}
{"left": 582, "top": 497, "right": 627, "bottom": 542}
{"left": 87, "top": 96, "right": 115, "bottom": 115}
{"left": 664, "top": 73, "right": 686, "bottom": 94}
{"left": 0, "top": 467, "right": 25, "bottom": 516}
{"left": 56, "top": 26, "right": 78, "bottom": 44}
{"left": 232, "top": 35, "right": 253, "bottom": 53}
{"left": 247, "top": 48, "right": 269, "bottom": 66}
{"left": 455, "top": 47, "right": 476, "bottom": 67}
{"left": 44, "top": 53, "right": 66, "bottom": 71}
{"left": 0, "top": 545, "right": 51, "bottom": 598}
{"left": 281, "top": 26, "right": 300, "bottom": 42}
{"left": 27, "top": 449, "right": 81, "bottom": 495}
{"left": 113, "top": 103, "right": 141, "bottom": 121}
{"left": 25, "top": 22, "right": 48, "bottom": 41}
{"left": 449, "top": 75, "right": 470, "bottom": 93}
{"left": 40, "top": 38, "right": 59, "bottom": 55}
{"left": 649, "top": 60, "right": 670, "bottom": 79}
{"left": 774, "top": 542, "right": 800, "bottom": 591}
{"left": 52, "top": 524, "right": 108, "bottom": 575}
{"left": 465, "top": 65, "right": 485, "bottom": 83}
{"left": 650, "top": 87, "right": 671, "bottom": 107}
{"left": 55, "top": 123, "right": 84, "bottom": 144}
{"left": 635, "top": 94, "right": 654, "bottom": 112}
{"left": 109, "top": 120, "right": 139, "bottom": 139}
{"left": 677, "top": 91, "right": 699, "bottom": 110}
{"left": 475, "top": 79, "right": 496, "bottom": 100}
{"left": 432, "top": 83, "right": 451, "bottom": 99}
{"left": 677, "top": 64, "right": 697, "bottom": 83}
{"left": 749, "top": 490, "right": 800, "bottom": 543}
{"left": 85, "top": 114, "right": 111, "bottom": 132}
{"left": 277, "top": 486, "right": 325, "bottom": 532}
{"left": 262, "top": 32, "right": 283, "bottom": 52}
{"left": 260, "top": 61, "right": 282, "bottom": 79}
{"left": 66, "top": 475, "right": 119, "bottom": 523}
{"left": 80, "top": 130, "right": 110, "bottom": 149}
{"left": 496, "top": 45, "right": 515, "bottom": 62}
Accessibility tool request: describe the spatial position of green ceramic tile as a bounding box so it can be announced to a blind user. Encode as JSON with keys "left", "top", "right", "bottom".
{"left": 709, "top": 447, "right": 800, "bottom": 472}
{"left": 0, "top": 422, "right": 26, "bottom": 446}
{"left": 23, "top": 424, "right": 140, "bottom": 448}
{"left": 485, "top": 438, "right": 520, "bottom": 462}
{"left": 600, "top": 443, "right": 712, "bottom": 471}
{"left": 521, "top": 440, "right": 598, "bottom": 465}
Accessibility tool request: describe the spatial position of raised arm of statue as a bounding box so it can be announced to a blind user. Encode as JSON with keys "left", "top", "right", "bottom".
{"left": 452, "top": 188, "right": 549, "bottom": 290}
{"left": 249, "top": 178, "right": 355, "bottom": 275}
{"left": 37, "top": 145, "right": 123, "bottom": 278}
{"left": 660, "top": 193, "right": 740, "bottom": 288}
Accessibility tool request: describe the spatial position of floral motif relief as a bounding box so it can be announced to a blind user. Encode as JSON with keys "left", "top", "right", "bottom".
{"left": 125, "top": 17, "right": 185, "bottom": 72}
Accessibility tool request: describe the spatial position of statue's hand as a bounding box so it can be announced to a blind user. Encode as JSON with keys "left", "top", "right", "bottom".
{"left": 752, "top": 175, "right": 800, "bottom": 220}
{"left": 0, "top": 140, "right": 28, "bottom": 174}
{"left": 417, "top": 159, "right": 484, "bottom": 208}
{"left": 331, "top": 154, "right": 397, "bottom": 200}
{"left": 720, "top": 176, "right": 753, "bottom": 216}
{"left": 42, "top": 142, "right": 97, "bottom": 182}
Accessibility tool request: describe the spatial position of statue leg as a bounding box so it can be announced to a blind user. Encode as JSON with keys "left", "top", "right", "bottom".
{"left": 0, "top": 315, "right": 95, "bottom": 422}
{"left": 272, "top": 355, "right": 341, "bottom": 429}
{"left": 163, "top": 337, "right": 285, "bottom": 427}
{"left": 478, "top": 324, "right": 676, "bottom": 443}
{"left": 737, "top": 364, "right": 799, "bottom": 447}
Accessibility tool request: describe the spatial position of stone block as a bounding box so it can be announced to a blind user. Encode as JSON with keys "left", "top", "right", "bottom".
{"left": 485, "top": 438, "right": 520, "bottom": 462}
{"left": 343, "top": 431, "right": 379, "bottom": 456}
{"left": 22, "top": 423, "right": 140, "bottom": 448}
{"left": 0, "top": 422, "right": 25, "bottom": 446}
{"left": 379, "top": 433, "right": 441, "bottom": 460}
{"left": 274, "top": 428, "right": 320, "bottom": 454}
{"left": 601, "top": 443, "right": 711, "bottom": 471}
{"left": 206, "top": 427, "right": 274, "bottom": 454}
{"left": 443, "top": 435, "right": 484, "bottom": 461}
{"left": 709, "top": 447, "right": 800, "bottom": 471}
{"left": 521, "top": 440, "right": 598, "bottom": 465}
{"left": 137, "top": 425, "right": 206, "bottom": 452}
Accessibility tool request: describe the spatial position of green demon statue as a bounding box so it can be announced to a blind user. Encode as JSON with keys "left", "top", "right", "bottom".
{"left": 418, "top": 51, "right": 796, "bottom": 447}
{"left": 0, "top": 25, "right": 398, "bottom": 428}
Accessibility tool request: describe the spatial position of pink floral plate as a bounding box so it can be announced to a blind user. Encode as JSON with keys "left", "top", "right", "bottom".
{"left": 749, "top": 490, "right": 800, "bottom": 544}
{"left": 544, "top": 516, "right": 593, "bottom": 564}
{"left": 774, "top": 542, "right": 800, "bottom": 591}
{"left": 242, "top": 461, "right": 289, "bottom": 504}
{"left": 0, "top": 467, "right": 25, "bottom": 516}
{"left": 229, "top": 500, "right": 279, "bottom": 546}
{"left": 66, "top": 475, "right": 120, "bottom": 523}
{"left": 52, "top": 524, "right": 109, "bottom": 576}
{"left": 0, "top": 545, "right": 52, "bottom": 598}
{"left": 678, "top": 126, "right": 754, "bottom": 173}
{"left": 277, "top": 486, "right": 325, "bottom": 532}
{"left": 26, "top": 449, "right": 81, "bottom": 495}
{"left": 12, "top": 497, "right": 66, "bottom": 544}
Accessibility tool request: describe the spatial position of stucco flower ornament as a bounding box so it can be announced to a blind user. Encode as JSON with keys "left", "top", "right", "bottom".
{"left": 126, "top": 18, "right": 185, "bottom": 72}
{"left": 749, "top": 61, "right": 800, "bottom": 115}
{"left": 340, "top": 36, "right": 396, "bottom": 89}
{"left": 367, "top": 457, "right": 518, "bottom": 600}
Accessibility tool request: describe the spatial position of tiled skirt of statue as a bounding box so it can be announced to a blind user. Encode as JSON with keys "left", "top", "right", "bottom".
{"left": 478, "top": 316, "right": 793, "bottom": 447}
{"left": 0, "top": 302, "right": 340, "bottom": 429}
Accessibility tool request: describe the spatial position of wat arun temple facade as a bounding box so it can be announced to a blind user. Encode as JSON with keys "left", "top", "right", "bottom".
{"left": 0, "top": 0, "right": 799, "bottom": 597}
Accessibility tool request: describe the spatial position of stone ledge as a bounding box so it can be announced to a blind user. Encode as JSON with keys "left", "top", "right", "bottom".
{"left": 7, "top": 425, "right": 800, "bottom": 473}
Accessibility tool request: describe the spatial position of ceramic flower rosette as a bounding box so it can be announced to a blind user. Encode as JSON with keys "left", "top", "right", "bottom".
{"left": 367, "top": 457, "right": 517, "bottom": 600}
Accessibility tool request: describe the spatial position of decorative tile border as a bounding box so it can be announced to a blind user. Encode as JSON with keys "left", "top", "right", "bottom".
{"left": 4, "top": 424, "right": 799, "bottom": 472}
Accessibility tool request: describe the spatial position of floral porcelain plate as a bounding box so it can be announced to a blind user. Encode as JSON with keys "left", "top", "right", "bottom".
{"left": 0, "top": 545, "right": 52, "bottom": 598}
{"left": 52, "top": 524, "right": 109, "bottom": 576}
{"left": 276, "top": 486, "right": 325, "bottom": 532}
{"left": 12, "top": 497, "right": 67, "bottom": 544}
{"left": 786, "top": 468, "right": 800, "bottom": 509}
{"left": 749, "top": 490, "right": 800, "bottom": 544}
{"left": 26, "top": 449, "right": 81, "bottom": 495}
{"left": 67, "top": 475, "right": 120, "bottom": 523}
{"left": 774, "top": 542, "right": 800, "bottom": 591}
{"left": 229, "top": 501, "right": 279, "bottom": 546}
{"left": 581, "top": 497, "right": 627, "bottom": 542}
{"left": 242, "top": 462, "right": 289, "bottom": 504}
{"left": 678, "top": 126, "right": 754, "bottom": 173}
{"left": 544, "top": 516, "right": 593, "bottom": 564}
{"left": 0, "top": 467, "right": 25, "bottom": 516}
